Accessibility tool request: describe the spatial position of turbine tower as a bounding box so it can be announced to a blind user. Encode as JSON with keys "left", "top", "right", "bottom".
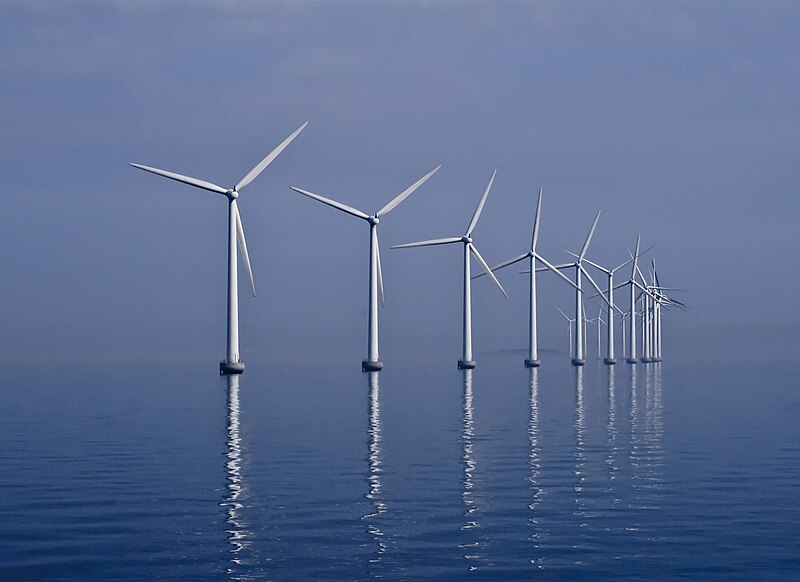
{"left": 291, "top": 165, "right": 441, "bottom": 371}
{"left": 473, "top": 188, "right": 578, "bottom": 367}
{"left": 392, "top": 170, "right": 508, "bottom": 369}
{"left": 131, "top": 121, "right": 308, "bottom": 374}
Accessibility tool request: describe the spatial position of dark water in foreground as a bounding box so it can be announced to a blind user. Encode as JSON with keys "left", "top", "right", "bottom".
{"left": 1, "top": 353, "right": 798, "bottom": 580}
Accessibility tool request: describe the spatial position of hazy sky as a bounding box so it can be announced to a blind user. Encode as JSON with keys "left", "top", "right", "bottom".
{"left": 1, "top": 1, "right": 798, "bottom": 365}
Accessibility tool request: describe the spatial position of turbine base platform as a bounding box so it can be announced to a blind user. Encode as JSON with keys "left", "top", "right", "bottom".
{"left": 458, "top": 359, "right": 476, "bottom": 369}
{"left": 641, "top": 357, "right": 653, "bottom": 364}
{"left": 524, "top": 359, "right": 541, "bottom": 368}
{"left": 626, "top": 358, "right": 639, "bottom": 364}
{"left": 571, "top": 358, "right": 586, "bottom": 367}
{"left": 604, "top": 358, "right": 617, "bottom": 365}
{"left": 220, "top": 361, "right": 245, "bottom": 375}
{"left": 362, "top": 360, "right": 383, "bottom": 372}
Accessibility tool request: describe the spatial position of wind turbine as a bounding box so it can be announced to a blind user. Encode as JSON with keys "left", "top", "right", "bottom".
{"left": 617, "top": 235, "right": 657, "bottom": 364}
{"left": 291, "top": 165, "right": 441, "bottom": 371}
{"left": 392, "top": 170, "right": 508, "bottom": 369}
{"left": 473, "top": 188, "right": 579, "bottom": 367}
{"left": 556, "top": 307, "right": 576, "bottom": 359}
{"left": 131, "top": 121, "right": 308, "bottom": 374}
{"left": 539, "top": 212, "right": 611, "bottom": 366}
{"left": 580, "top": 250, "right": 645, "bottom": 365}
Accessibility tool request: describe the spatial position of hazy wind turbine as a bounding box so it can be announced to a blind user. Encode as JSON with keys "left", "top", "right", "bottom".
{"left": 540, "top": 212, "right": 610, "bottom": 366}
{"left": 473, "top": 188, "right": 578, "bottom": 367}
{"left": 617, "top": 235, "right": 657, "bottom": 365}
{"left": 392, "top": 170, "right": 508, "bottom": 369}
{"left": 131, "top": 121, "right": 308, "bottom": 374}
{"left": 580, "top": 251, "right": 643, "bottom": 365}
{"left": 290, "top": 165, "right": 441, "bottom": 371}
{"left": 556, "top": 307, "right": 576, "bottom": 359}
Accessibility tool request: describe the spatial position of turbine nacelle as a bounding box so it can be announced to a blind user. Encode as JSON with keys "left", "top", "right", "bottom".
{"left": 369, "top": 215, "right": 380, "bottom": 226}
{"left": 227, "top": 189, "right": 239, "bottom": 200}
{"left": 461, "top": 236, "right": 473, "bottom": 244}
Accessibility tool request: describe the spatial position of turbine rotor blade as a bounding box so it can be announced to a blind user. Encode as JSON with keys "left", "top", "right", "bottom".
{"left": 556, "top": 307, "right": 570, "bottom": 321}
{"left": 130, "top": 163, "right": 228, "bottom": 195}
{"left": 465, "top": 169, "right": 496, "bottom": 236}
{"left": 536, "top": 253, "right": 581, "bottom": 291}
{"left": 376, "top": 164, "right": 441, "bottom": 218}
{"left": 630, "top": 234, "right": 641, "bottom": 278}
{"left": 290, "top": 187, "right": 370, "bottom": 220}
{"left": 472, "top": 252, "right": 529, "bottom": 279}
{"left": 391, "top": 236, "right": 462, "bottom": 249}
{"left": 531, "top": 187, "right": 542, "bottom": 251}
{"left": 469, "top": 243, "right": 509, "bottom": 299}
{"left": 233, "top": 201, "right": 256, "bottom": 297}
{"left": 580, "top": 265, "right": 611, "bottom": 309}
{"left": 582, "top": 256, "right": 611, "bottom": 274}
{"left": 235, "top": 121, "right": 308, "bottom": 191}
{"left": 375, "top": 230, "right": 385, "bottom": 308}
{"left": 579, "top": 210, "right": 601, "bottom": 260}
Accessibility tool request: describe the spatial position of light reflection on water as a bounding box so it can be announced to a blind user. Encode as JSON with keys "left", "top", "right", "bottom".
{"left": 1, "top": 359, "right": 797, "bottom": 580}
{"left": 363, "top": 371, "right": 387, "bottom": 561}
{"left": 528, "top": 368, "right": 544, "bottom": 568}
{"left": 459, "top": 369, "right": 482, "bottom": 568}
{"left": 221, "top": 374, "right": 252, "bottom": 579}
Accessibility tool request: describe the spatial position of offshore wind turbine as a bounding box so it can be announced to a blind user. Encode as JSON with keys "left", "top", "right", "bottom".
{"left": 131, "top": 121, "right": 308, "bottom": 374}
{"left": 540, "top": 212, "right": 611, "bottom": 366}
{"left": 291, "top": 165, "right": 441, "bottom": 371}
{"left": 556, "top": 307, "right": 576, "bottom": 359}
{"left": 580, "top": 251, "right": 642, "bottom": 365}
{"left": 473, "top": 188, "right": 579, "bottom": 367}
{"left": 392, "top": 170, "right": 508, "bottom": 369}
{"left": 617, "top": 235, "right": 656, "bottom": 364}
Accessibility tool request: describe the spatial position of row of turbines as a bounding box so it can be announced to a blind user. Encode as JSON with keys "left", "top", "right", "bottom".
{"left": 130, "top": 122, "right": 684, "bottom": 375}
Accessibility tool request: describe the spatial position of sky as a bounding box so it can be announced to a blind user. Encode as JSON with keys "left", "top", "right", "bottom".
{"left": 0, "top": 0, "right": 798, "bottom": 366}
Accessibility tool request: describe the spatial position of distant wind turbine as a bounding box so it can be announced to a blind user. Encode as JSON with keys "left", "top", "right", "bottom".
{"left": 580, "top": 249, "right": 647, "bottom": 365}
{"left": 539, "top": 212, "right": 611, "bottom": 366}
{"left": 392, "top": 170, "right": 508, "bottom": 369}
{"left": 291, "top": 165, "right": 441, "bottom": 371}
{"left": 131, "top": 121, "right": 308, "bottom": 374}
{"left": 473, "top": 188, "right": 579, "bottom": 367}
{"left": 556, "top": 307, "right": 576, "bottom": 359}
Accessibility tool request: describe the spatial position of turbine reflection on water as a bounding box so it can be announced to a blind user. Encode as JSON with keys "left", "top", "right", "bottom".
{"left": 221, "top": 374, "right": 252, "bottom": 577}
{"left": 607, "top": 366, "right": 621, "bottom": 507}
{"left": 363, "top": 371, "right": 387, "bottom": 561}
{"left": 629, "top": 364, "right": 664, "bottom": 514}
{"left": 527, "top": 368, "right": 545, "bottom": 568}
{"left": 574, "top": 366, "right": 587, "bottom": 525}
{"left": 460, "top": 369, "right": 482, "bottom": 569}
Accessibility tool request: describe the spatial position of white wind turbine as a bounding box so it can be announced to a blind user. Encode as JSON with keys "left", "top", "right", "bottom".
{"left": 131, "top": 122, "right": 308, "bottom": 374}
{"left": 541, "top": 212, "right": 611, "bottom": 366}
{"left": 392, "top": 170, "right": 508, "bottom": 369}
{"left": 580, "top": 250, "right": 647, "bottom": 365}
{"left": 291, "top": 165, "right": 441, "bottom": 371}
{"left": 556, "top": 307, "right": 576, "bottom": 359}
{"left": 617, "top": 235, "right": 659, "bottom": 364}
{"left": 473, "top": 188, "right": 579, "bottom": 367}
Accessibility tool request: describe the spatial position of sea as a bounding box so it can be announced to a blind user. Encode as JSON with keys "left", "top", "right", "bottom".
{"left": 1, "top": 349, "right": 798, "bottom": 580}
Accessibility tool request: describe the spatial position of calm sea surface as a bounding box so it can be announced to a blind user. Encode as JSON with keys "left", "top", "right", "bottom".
{"left": 1, "top": 352, "right": 798, "bottom": 580}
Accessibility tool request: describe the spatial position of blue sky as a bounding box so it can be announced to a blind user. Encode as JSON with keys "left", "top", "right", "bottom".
{"left": 1, "top": 1, "right": 798, "bottom": 364}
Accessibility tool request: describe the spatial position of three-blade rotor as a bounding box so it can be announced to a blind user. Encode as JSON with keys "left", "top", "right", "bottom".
{"left": 290, "top": 165, "right": 441, "bottom": 306}
{"left": 392, "top": 170, "right": 508, "bottom": 299}
{"left": 474, "top": 187, "right": 579, "bottom": 292}
{"left": 130, "top": 121, "right": 309, "bottom": 297}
